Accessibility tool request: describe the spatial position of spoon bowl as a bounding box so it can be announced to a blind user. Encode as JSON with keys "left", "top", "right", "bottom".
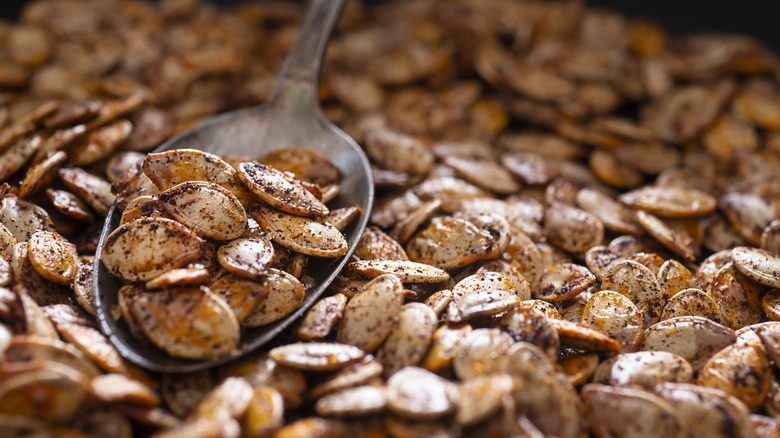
{"left": 93, "top": 0, "right": 373, "bottom": 373}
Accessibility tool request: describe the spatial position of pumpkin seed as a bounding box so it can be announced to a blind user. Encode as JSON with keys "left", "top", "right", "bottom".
{"left": 101, "top": 217, "right": 204, "bottom": 282}
{"left": 250, "top": 205, "right": 347, "bottom": 258}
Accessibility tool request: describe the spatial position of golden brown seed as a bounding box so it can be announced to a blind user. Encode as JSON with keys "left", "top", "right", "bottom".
{"left": 602, "top": 260, "right": 665, "bottom": 328}
{"left": 309, "top": 357, "right": 383, "bottom": 400}
{"left": 453, "top": 328, "right": 515, "bottom": 380}
{"left": 348, "top": 259, "right": 449, "bottom": 283}
{"left": 731, "top": 246, "right": 780, "bottom": 289}
{"left": 314, "top": 385, "right": 387, "bottom": 417}
{"left": 659, "top": 288, "right": 719, "bottom": 321}
{"left": 536, "top": 263, "right": 596, "bottom": 302}
{"left": 502, "top": 231, "right": 545, "bottom": 289}
{"left": 250, "top": 205, "right": 347, "bottom": 258}
{"left": 585, "top": 246, "right": 625, "bottom": 282}
{"left": 159, "top": 181, "right": 247, "bottom": 240}
{"left": 101, "top": 217, "right": 204, "bottom": 282}
{"left": 376, "top": 303, "right": 437, "bottom": 377}
{"left": 641, "top": 316, "right": 737, "bottom": 371}
{"left": 142, "top": 149, "right": 252, "bottom": 206}
{"left": 336, "top": 274, "right": 404, "bottom": 353}
{"left": 0, "top": 196, "right": 55, "bottom": 242}
{"left": 3, "top": 335, "right": 101, "bottom": 379}
{"left": 421, "top": 324, "right": 473, "bottom": 373}
{"left": 241, "top": 269, "right": 305, "bottom": 327}
{"left": 502, "top": 307, "right": 560, "bottom": 362}
{"left": 27, "top": 230, "right": 77, "bottom": 285}
{"left": 635, "top": 210, "right": 697, "bottom": 261}
{"left": 413, "top": 177, "right": 491, "bottom": 214}
{"left": 500, "top": 342, "right": 583, "bottom": 438}
{"left": 406, "top": 216, "right": 492, "bottom": 270}
{"left": 697, "top": 342, "right": 771, "bottom": 411}
{"left": 576, "top": 187, "right": 642, "bottom": 235}
{"left": 325, "top": 205, "right": 361, "bottom": 232}
{"left": 364, "top": 128, "right": 433, "bottom": 176}
{"left": 560, "top": 352, "right": 600, "bottom": 387}
{"left": 256, "top": 148, "right": 339, "bottom": 187}
{"left": 550, "top": 318, "right": 622, "bottom": 353}
{"left": 442, "top": 155, "right": 521, "bottom": 194}
{"left": 129, "top": 287, "right": 240, "bottom": 360}
{"left": 477, "top": 259, "right": 532, "bottom": 301}
{"left": 654, "top": 383, "right": 756, "bottom": 438}
{"left": 355, "top": 226, "right": 409, "bottom": 261}
{"left": 296, "top": 294, "right": 347, "bottom": 341}
{"left": 501, "top": 151, "right": 558, "bottom": 185}
{"left": 609, "top": 351, "right": 694, "bottom": 388}
{"left": 696, "top": 250, "right": 734, "bottom": 286}
{"left": 189, "top": 376, "right": 253, "bottom": 421}
{"left": 720, "top": 192, "right": 776, "bottom": 245}
{"left": 618, "top": 185, "right": 717, "bottom": 218}
{"left": 269, "top": 342, "right": 365, "bottom": 372}
{"left": 145, "top": 267, "right": 210, "bottom": 290}
{"left": 708, "top": 264, "right": 765, "bottom": 330}
{"left": 70, "top": 119, "right": 132, "bottom": 166}
{"left": 584, "top": 384, "right": 689, "bottom": 438}
{"left": 0, "top": 364, "right": 89, "bottom": 425}
{"left": 455, "top": 373, "right": 514, "bottom": 427}
{"left": 583, "top": 290, "right": 643, "bottom": 352}
{"left": 590, "top": 149, "right": 644, "bottom": 188}
{"left": 0, "top": 135, "right": 42, "bottom": 183}
{"left": 206, "top": 274, "right": 269, "bottom": 323}
{"left": 658, "top": 259, "right": 698, "bottom": 297}
{"left": 56, "top": 322, "right": 155, "bottom": 388}
{"left": 544, "top": 202, "right": 604, "bottom": 253}
{"left": 45, "top": 189, "right": 94, "bottom": 223}
{"left": 386, "top": 366, "right": 458, "bottom": 420}
{"left": 58, "top": 167, "right": 115, "bottom": 216}
{"left": 0, "top": 259, "right": 12, "bottom": 287}
{"left": 242, "top": 387, "right": 284, "bottom": 437}
{"left": 762, "top": 288, "right": 780, "bottom": 321}
{"left": 237, "top": 162, "right": 328, "bottom": 219}
{"left": 216, "top": 234, "right": 274, "bottom": 280}
{"left": 390, "top": 199, "right": 441, "bottom": 245}
{"left": 760, "top": 220, "right": 780, "bottom": 255}
{"left": 18, "top": 150, "right": 66, "bottom": 199}
{"left": 89, "top": 373, "right": 160, "bottom": 408}
{"left": 160, "top": 370, "right": 215, "bottom": 418}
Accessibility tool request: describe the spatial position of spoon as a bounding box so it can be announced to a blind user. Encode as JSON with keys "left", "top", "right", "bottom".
{"left": 93, "top": 0, "right": 373, "bottom": 373}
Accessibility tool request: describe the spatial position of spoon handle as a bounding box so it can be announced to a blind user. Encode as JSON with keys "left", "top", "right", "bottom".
{"left": 270, "top": 0, "right": 345, "bottom": 107}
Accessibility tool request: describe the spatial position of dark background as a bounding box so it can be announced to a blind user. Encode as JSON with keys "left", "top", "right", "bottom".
{"left": 0, "top": 1, "right": 778, "bottom": 51}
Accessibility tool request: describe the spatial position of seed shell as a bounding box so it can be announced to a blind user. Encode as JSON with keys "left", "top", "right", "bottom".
{"left": 101, "top": 217, "right": 204, "bottom": 282}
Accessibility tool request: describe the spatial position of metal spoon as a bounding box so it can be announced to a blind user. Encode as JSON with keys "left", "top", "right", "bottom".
{"left": 93, "top": 0, "right": 373, "bottom": 373}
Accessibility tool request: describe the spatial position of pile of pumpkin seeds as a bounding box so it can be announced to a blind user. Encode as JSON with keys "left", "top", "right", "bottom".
{"left": 2, "top": 0, "right": 780, "bottom": 436}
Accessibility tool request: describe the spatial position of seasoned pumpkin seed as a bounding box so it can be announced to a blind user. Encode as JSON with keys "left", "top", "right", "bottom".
{"left": 386, "top": 367, "right": 458, "bottom": 420}
{"left": 583, "top": 290, "right": 643, "bottom": 352}
{"left": 406, "top": 216, "right": 492, "bottom": 270}
{"left": 128, "top": 286, "right": 240, "bottom": 359}
{"left": 251, "top": 205, "right": 347, "bottom": 258}
{"left": 241, "top": 269, "right": 305, "bottom": 327}
{"left": 216, "top": 234, "right": 274, "bottom": 280}
{"left": 102, "top": 217, "right": 204, "bottom": 282}
{"left": 337, "top": 274, "right": 404, "bottom": 353}
{"left": 158, "top": 181, "right": 247, "bottom": 240}
{"left": 641, "top": 316, "right": 737, "bottom": 371}
{"left": 732, "top": 246, "right": 780, "bottom": 289}
{"left": 27, "top": 231, "right": 77, "bottom": 285}
{"left": 237, "top": 162, "right": 328, "bottom": 219}
{"left": 376, "top": 303, "right": 437, "bottom": 377}
{"left": 314, "top": 385, "right": 386, "bottom": 417}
